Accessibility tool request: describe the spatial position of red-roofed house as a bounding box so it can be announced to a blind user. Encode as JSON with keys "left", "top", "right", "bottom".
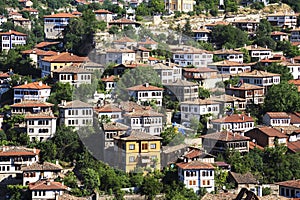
{"left": 271, "top": 31, "right": 289, "bottom": 41}
{"left": 21, "top": 48, "right": 57, "bottom": 68}
{"left": 211, "top": 114, "right": 255, "bottom": 134}
{"left": 29, "top": 180, "right": 68, "bottom": 200}
{"left": 177, "top": 160, "right": 215, "bottom": 193}
{"left": 208, "top": 60, "right": 253, "bottom": 74}
{"left": 263, "top": 112, "right": 291, "bottom": 127}
{"left": 94, "top": 9, "right": 112, "bottom": 22}
{"left": 101, "top": 75, "right": 118, "bottom": 91}
{"left": 43, "top": 13, "right": 77, "bottom": 39}
{"left": 13, "top": 81, "right": 51, "bottom": 103}
{"left": 0, "top": 30, "right": 27, "bottom": 51}
{"left": 94, "top": 104, "right": 123, "bottom": 122}
{"left": 276, "top": 179, "right": 300, "bottom": 198}
{"left": 108, "top": 18, "right": 140, "bottom": 29}
{"left": 127, "top": 83, "right": 163, "bottom": 106}
{"left": 245, "top": 127, "right": 288, "bottom": 148}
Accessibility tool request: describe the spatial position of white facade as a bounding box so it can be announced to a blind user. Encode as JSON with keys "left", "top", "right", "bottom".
{"left": 267, "top": 13, "right": 297, "bottom": 28}
{"left": 192, "top": 30, "right": 211, "bottom": 42}
{"left": 208, "top": 60, "right": 251, "bottom": 75}
{"left": 239, "top": 70, "right": 281, "bottom": 88}
{"left": 106, "top": 49, "right": 136, "bottom": 64}
{"left": 26, "top": 116, "right": 57, "bottom": 142}
{"left": 53, "top": 68, "right": 92, "bottom": 88}
{"left": 153, "top": 63, "right": 182, "bottom": 84}
{"left": 95, "top": 104, "right": 123, "bottom": 122}
{"left": 213, "top": 50, "right": 244, "bottom": 63}
{"left": 172, "top": 47, "right": 213, "bottom": 67}
{"left": 263, "top": 112, "right": 291, "bottom": 127}
{"left": 212, "top": 114, "right": 255, "bottom": 133}
{"left": 13, "top": 82, "right": 51, "bottom": 103}
{"left": 59, "top": 100, "right": 93, "bottom": 130}
{"left": 284, "top": 61, "right": 300, "bottom": 80}
{"left": 0, "top": 30, "right": 27, "bottom": 51}
{"left": 180, "top": 99, "right": 220, "bottom": 122}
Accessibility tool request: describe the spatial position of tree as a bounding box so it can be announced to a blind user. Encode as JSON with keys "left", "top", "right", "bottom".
{"left": 108, "top": 25, "right": 120, "bottom": 34}
{"left": 256, "top": 19, "right": 272, "bottom": 38}
{"left": 63, "top": 171, "right": 78, "bottom": 188}
{"left": 240, "top": 48, "right": 251, "bottom": 63}
{"left": 198, "top": 87, "right": 211, "bottom": 99}
{"left": 148, "top": 0, "right": 164, "bottom": 14}
{"left": 182, "top": 19, "right": 193, "bottom": 37}
{"left": 80, "top": 168, "right": 101, "bottom": 191}
{"left": 276, "top": 41, "right": 300, "bottom": 58}
{"left": 190, "top": 116, "right": 204, "bottom": 134}
{"left": 141, "top": 175, "right": 163, "bottom": 200}
{"left": 48, "top": 82, "right": 73, "bottom": 106}
{"left": 161, "top": 127, "right": 184, "bottom": 146}
{"left": 263, "top": 82, "right": 300, "bottom": 113}
{"left": 256, "top": 63, "right": 293, "bottom": 82}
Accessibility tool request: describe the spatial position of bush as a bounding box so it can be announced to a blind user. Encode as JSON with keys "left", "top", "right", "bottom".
{"left": 262, "top": 187, "right": 271, "bottom": 196}
{"left": 174, "top": 11, "right": 182, "bottom": 18}
{"left": 136, "top": 16, "right": 143, "bottom": 21}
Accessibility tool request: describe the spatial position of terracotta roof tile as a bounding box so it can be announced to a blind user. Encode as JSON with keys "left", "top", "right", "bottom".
{"left": 249, "top": 141, "right": 264, "bottom": 150}
{"left": 181, "top": 98, "right": 219, "bottom": 105}
{"left": 103, "top": 122, "right": 129, "bottom": 131}
{"left": 177, "top": 161, "right": 215, "bottom": 170}
{"left": 238, "top": 70, "right": 280, "bottom": 77}
{"left": 210, "top": 60, "right": 255, "bottom": 66}
{"left": 127, "top": 83, "right": 163, "bottom": 91}
{"left": 287, "top": 141, "right": 300, "bottom": 153}
{"left": 11, "top": 100, "right": 53, "bottom": 108}
{"left": 0, "top": 30, "right": 27, "bottom": 36}
{"left": 35, "top": 41, "right": 59, "bottom": 48}
{"left": 101, "top": 75, "right": 117, "bottom": 82}
{"left": 255, "top": 127, "right": 288, "bottom": 138}
{"left": 192, "top": 28, "right": 211, "bottom": 33}
{"left": 276, "top": 179, "right": 300, "bottom": 189}
{"left": 200, "top": 131, "right": 250, "bottom": 141}
{"left": 21, "top": 162, "right": 62, "bottom": 171}
{"left": 113, "top": 37, "right": 135, "bottom": 43}
{"left": 229, "top": 171, "right": 258, "bottom": 184}
{"left": 109, "top": 18, "right": 140, "bottom": 24}
{"left": 13, "top": 82, "right": 51, "bottom": 90}
{"left": 164, "top": 79, "right": 198, "bottom": 86}
{"left": 183, "top": 67, "right": 218, "bottom": 73}
{"left": 25, "top": 112, "right": 56, "bottom": 119}
{"left": 22, "top": 8, "right": 39, "bottom": 12}
{"left": 29, "top": 180, "right": 67, "bottom": 190}
{"left": 0, "top": 72, "right": 11, "bottom": 78}
{"left": 94, "top": 9, "right": 112, "bottom": 14}
{"left": 265, "top": 112, "right": 290, "bottom": 119}
{"left": 226, "top": 83, "right": 263, "bottom": 90}
{"left": 52, "top": 66, "right": 91, "bottom": 73}
{"left": 94, "top": 104, "right": 122, "bottom": 113}
{"left": 138, "top": 38, "right": 158, "bottom": 45}
{"left": 118, "top": 101, "right": 145, "bottom": 112}
{"left": 0, "top": 146, "right": 40, "bottom": 157}
{"left": 210, "top": 94, "right": 246, "bottom": 103}
{"left": 106, "top": 48, "right": 135, "bottom": 53}
{"left": 21, "top": 48, "right": 57, "bottom": 56}
{"left": 290, "top": 112, "right": 300, "bottom": 124}
{"left": 59, "top": 100, "right": 92, "bottom": 108}
{"left": 212, "top": 114, "right": 254, "bottom": 123}
{"left": 124, "top": 108, "right": 164, "bottom": 117}
{"left": 114, "top": 130, "right": 162, "bottom": 141}
{"left": 213, "top": 49, "right": 243, "bottom": 55}
{"left": 42, "top": 52, "right": 88, "bottom": 63}
{"left": 238, "top": 45, "right": 271, "bottom": 51}
{"left": 43, "top": 13, "right": 76, "bottom": 18}
{"left": 271, "top": 31, "right": 288, "bottom": 36}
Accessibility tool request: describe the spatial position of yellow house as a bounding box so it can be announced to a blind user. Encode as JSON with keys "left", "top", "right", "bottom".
{"left": 165, "top": 0, "right": 194, "bottom": 13}
{"left": 114, "top": 131, "right": 162, "bottom": 173}
{"left": 40, "top": 52, "right": 88, "bottom": 78}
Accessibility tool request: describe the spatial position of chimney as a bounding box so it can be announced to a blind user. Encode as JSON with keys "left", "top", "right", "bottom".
{"left": 55, "top": 159, "right": 59, "bottom": 165}
{"left": 254, "top": 44, "right": 257, "bottom": 48}
{"left": 9, "top": 30, "right": 11, "bottom": 33}
{"left": 145, "top": 82, "right": 149, "bottom": 87}
{"left": 33, "top": 147, "right": 36, "bottom": 154}
{"left": 61, "top": 100, "right": 66, "bottom": 106}
{"left": 38, "top": 81, "right": 42, "bottom": 86}
{"left": 248, "top": 113, "right": 250, "bottom": 117}
{"left": 242, "top": 115, "right": 244, "bottom": 121}
{"left": 24, "top": 80, "right": 28, "bottom": 85}
{"left": 244, "top": 44, "right": 246, "bottom": 47}
{"left": 46, "top": 180, "right": 51, "bottom": 185}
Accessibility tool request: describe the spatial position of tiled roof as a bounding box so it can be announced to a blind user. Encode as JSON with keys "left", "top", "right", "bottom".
{"left": 172, "top": 46, "right": 212, "bottom": 54}
{"left": 101, "top": 75, "right": 117, "bottom": 82}
{"left": 21, "top": 48, "right": 57, "bottom": 56}
{"left": 255, "top": 127, "right": 288, "bottom": 138}
{"left": 0, "top": 146, "right": 40, "bottom": 156}
{"left": 35, "top": 41, "right": 60, "bottom": 48}
{"left": 265, "top": 112, "right": 290, "bottom": 119}
{"left": 271, "top": 31, "right": 288, "bottom": 36}
{"left": 290, "top": 112, "right": 300, "bottom": 124}
{"left": 210, "top": 94, "right": 246, "bottom": 103}
{"left": 183, "top": 67, "right": 217, "bottom": 73}
{"left": 183, "top": 148, "right": 202, "bottom": 159}
{"left": 289, "top": 79, "right": 300, "bottom": 85}
{"left": 13, "top": 17, "right": 30, "bottom": 21}
{"left": 29, "top": 180, "right": 68, "bottom": 191}
{"left": 213, "top": 49, "right": 242, "bottom": 55}
{"left": 0, "top": 72, "right": 11, "bottom": 78}
{"left": 9, "top": 11, "right": 22, "bottom": 16}
{"left": 181, "top": 98, "right": 219, "bottom": 105}
{"left": 249, "top": 141, "right": 264, "bottom": 150}
{"left": 94, "top": 9, "right": 112, "bottom": 14}
{"left": 138, "top": 38, "right": 158, "bottom": 45}
{"left": 0, "top": 30, "right": 27, "bottom": 36}
{"left": 113, "top": 37, "right": 135, "bottom": 43}
{"left": 13, "top": 82, "right": 51, "bottom": 90}
{"left": 118, "top": 101, "right": 145, "bottom": 112}
{"left": 226, "top": 83, "right": 263, "bottom": 90}
{"left": 25, "top": 112, "right": 56, "bottom": 119}
{"left": 106, "top": 48, "right": 135, "bottom": 53}
{"left": 177, "top": 161, "right": 215, "bottom": 170}
{"left": 94, "top": 104, "right": 122, "bottom": 113}
{"left": 229, "top": 171, "right": 258, "bottom": 184}
{"left": 71, "top": 11, "right": 82, "bottom": 15}
{"left": 287, "top": 141, "right": 300, "bottom": 153}
{"left": 192, "top": 28, "right": 211, "bottom": 33}
{"left": 214, "top": 161, "right": 231, "bottom": 167}
{"left": 43, "top": 13, "right": 76, "bottom": 18}
{"left": 22, "top": 8, "right": 39, "bottom": 12}
{"left": 200, "top": 131, "right": 250, "bottom": 142}
{"left": 42, "top": 52, "right": 88, "bottom": 63}
{"left": 114, "top": 130, "right": 162, "bottom": 141}
{"left": 11, "top": 100, "right": 53, "bottom": 108}
{"left": 124, "top": 109, "right": 164, "bottom": 117}
{"left": 153, "top": 63, "right": 173, "bottom": 70}
{"left": 161, "top": 144, "right": 187, "bottom": 154}
{"left": 231, "top": 20, "right": 259, "bottom": 23}
{"left": 210, "top": 60, "right": 254, "bottom": 66}
{"left": 164, "top": 79, "right": 198, "bottom": 86}
{"left": 137, "top": 46, "right": 151, "bottom": 52}
{"left": 59, "top": 100, "right": 93, "bottom": 108}
{"left": 212, "top": 114, "right": 254, "bottom": 123}
{"left": 276, "top": 179, "right": 300, "bottom": 189}
{"left": 238, "top": 70, "right": 280, "bottom": 77}
{"left": 103, "top": 122, "right": 129, "bottom": 131}
{"left": 53, "top": 66, "right": 91, "bottom": 73}
{"left": 127, "top": 83, "right": 163, "bottom": 91}
{"left": 21, "top": 162, "right": 62, "bottom": 171}
{"left": 205, "top": 21, "right": 229, "bottom": 26}
{"left": 109, "top": 18, "right": 140, "bottom": 24}
{"left": 58, "top": 194, "right": 90, "bottom": 200}
{"left": 148, "top": 56, "right": 160, "bottom": 61}
{"left": 267, "top": 12, "right": 298, "bottom": 17}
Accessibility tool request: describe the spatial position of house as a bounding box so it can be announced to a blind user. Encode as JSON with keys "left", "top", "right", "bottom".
{"left": 0, "top": 146, "right": 40, "bottom": 180}
{"left": 11, "top": 100, "right": 54, "bottom": 114}
{"left": 200, "top": 131, "right": 250, "bottom": 155}
{"left": 161, "top": 144, "right": 188, "bottom": 168}
{"left": 182, "top": 67, "right": 218, "bottom": 85}
{"left": 164, "top": 79, "right": 198, "bottom": 102}
{"left": 113, "top": 63, "right": 149, "bottom": 76}
{"left": 244, "top": 126, "right": 288, "bottom": 148}
{"left": 13, "top": 81, "right": 51, "bottom": 103}
{"left": 114, "top": 130, "right": 162, "bottom": 172}
{"left": 52, "top": 65, "right": 92, "bottom": 88}
{"left": 59, "top": 100, "right": 93, "bottom": 130}
{"left": 153, "top": 62, "right": 182, "bottom": 84}
{"left": 0, "top": 15, "right": 7, "bottom": 26}
{"left": 287, "top": 140, "right": 300, "bottom": 153}
{"left": 204, "top": 21, "right": 230, "bottom": 31}
{"left": 210, "top": 94, "right": 247, "bottom": 112}
{"left": 213, "top": 49, "right": 244, "bottom": 63}
{"left": 127, "top": 83, "right": 163, "bottom": 107}
{"left": 192, "top": 29, "right": 211, "bottom": 42}
{"left": 238, "top": 70, "right": 281, "bottom": 90}
{"left": 40, "top": 52, "right": 88, "bottom": 77}
{"left": 43, "top": 13, "right": 77, "bottom": 40}
{"left": 282, "top": 60, "right": 300, "bottom": 80}
{"left": 270, "top": 31, "right": 289, "bottom": 41}
{"left": 177, "top": 161, "right": 215, "bottom": 193}
{"left": 228, "top": 171, "right": 259, "bottom": 195}
{"left": 164, "top": 0, "right": 194, "bottom": 12}
{"left": 21, "top": 48, "right": 57, "bottom": 68}
{"left": 211, "top": 114, "right": 255, "bottom": 134}
{"left": 0, "top": 72, "right": 12, "bottom": 88}
{"left": 29, "top": 180, "right": 68, "bottom": 200}
{"left": 112, "top": 37, "right": 137, "bottom": 49}
{"left": 263, "top": 112, "right": 291, "bottom": 127}
{"left": 94, "top": 104, "right": 123, "bottom": 122}
{"left": 180, "top": 99, "right": 220, "bottom": 122}
{"left": 34, "top": 41, "right": 60, "bottom": 51}
{"left": 208, "top": 60, "right": 253, "bottom": 74}
{"left": 134, "top": 46, "right": 151, "bottom": 63}
{"left": 94, "top": 9, "right": 113, "bottom": 22}
{"left": 13, "top": 17, "right": 31, "bottom": 30}
{"left": 267, "top": 12, "right": 298, "bottom": 28}
{"left": 231, "top": 20, "right": 259, "bottom": 33}
{"left": 290, "top": 28, "right": 300, "bottom": 43}
{"left": 0, "top": 30, "right": 27, "bottom": 51}
{"left": 181, "top": 147, "right": 215, "bottom": 164}
{"left": 22, "top": 7, "right": 39, "bottom": 18}
{"left": 123, "top": 108, "right": 164, "bottom": 135}
{"left": 108, "top": 18, "right": 140, "bottom": 29}
{"left": 138, "top": 38, "right": 158, "bottom": 50}
{"left": 21, "top": 162, "right": 62, "bottom": 185}
{"left": 101, "top": 75, "right": 118, "bottom": 91}
{"left": 237, "top": 45, "right": 272, "bottom": 60}
{"left": 225, "top": 82, "right": 265, "bottom": 105}
{"left": 172, "top": 46, "right": 213, "bottom": 67}
{"left": 276, "top": 179, "right": 300, "bottom": 198}
{"left": 83, "top": 60, "right": 105, "bottom": 72}
{"left": 105, "top": 48, "right": 136, "bottom": 64}
{"left": 8, "top": 11, "right": 22, "bottom": 19}
{"left": 290, "top": 112, "right": 300, "bottom": 127}
{"left": 102, "top": 122, "right": 129, "bottom": 149}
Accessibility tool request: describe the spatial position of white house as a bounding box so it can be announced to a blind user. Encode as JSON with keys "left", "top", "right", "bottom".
{"left": 123, "top": 108, "right": 164, "bottom": 135}
{"left": 102, "top": 121, "right": 129, "bottom": 149}
{"left": 267, "top": 12, "right": 298, "bottom": 28}
{"left": 192, "top": 29, "right": 211, "bottom": 42}
{"left": 101, "top": 75, "right": 118, "bottom": 91}
{"left": 263, "top": 112, "right": 291, "bottom": 127}
{"left": 106, "top": 48, "right": 136, "bottom": 64}
{"left": 0, "top": 30, "right": 27, "bottom": 51}
{"left": 177, "top": 161, "right": 215, "bottom": 193}
{"left": 208, "top": 60, "right": 252, "bottom": 74}
{"left": 94, "top": 104, "right": 123, "bottom": 122}
{"left": 21, "top": 162, "right": 62, "bottom": 186}
{"left": 237, "top": 45, "right": 272, "bottom": 60}
{"left": 238, "top": 70, "right": 281, "bottom": 89}
{"left": 127, "top": 83, "right": 164, "bottom": 107}
{"left": 277, "top": 180, "right": 300, "bottom": 198}
{"left": 21, "top": 48, "right": 57, "bottom": 68}
{"left": 13, "top": 81, "right": 51, "bottom": 103}
{"left": 172, "top": 46, "right": 213, "bottom": 67}
{"left": 282, "top": 60, "right": 300, "bottom": 80}
{"left": 94, "top": 9, "right": 113, "bottom": 22}
{"left": 29, "top": 180, "right": 68, "bottom": 200}
{"left": 153, "top": 62, "right": 182, "bottom": 84}
{"left": 59, "top": 100, "right": 93, "bottom": 130}
{"left": 180, "top": 99, "right": 220, "bottom": 122}
{"left": 213, "top": 49, "right": 244, "bottom": 63}
{"left": 211, "top": 114, "right": 255, "bottom": 134}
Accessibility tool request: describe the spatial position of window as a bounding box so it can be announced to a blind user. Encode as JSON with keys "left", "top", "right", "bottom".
{"left": 150, "top": 143, "right": 156, "bottom": 149}
{"left": 129, "top": 144, "right": 135, "bottom": 150}
{"left": 142, "top": 143, "right": 148, "bottom": 150}
{"left": 129, "top": 156, "right": 135, "bottom": 162}
{"left": 28, "top": 120, "right": 34, "bottom": 125}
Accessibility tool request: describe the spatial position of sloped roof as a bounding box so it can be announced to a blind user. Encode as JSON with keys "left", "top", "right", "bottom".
{"left": 25, "top": 112, "right": 56, "bottom": 119}
{"left": 265, "top": 112, "right": 290, "bottom": 119}
{"left": 118, "top": 101, "right": 145, "bottom": 112}
{"left": 59, "top": 100, "right": 92, "bottom": 108}
{"left": 200, "top": 131, "right": 250, "bottom": 142}
{"left": 210, "top": 94, "right": 246, "bottom": 103}
{"left": 0, "top": 30, "right": 27, "bottom": 36}
{"left": 238, "top": 70, "right": 280, "bottom": 77}
{"left": 290, "top": 112, "right": 300, "bottom": 124}
{"left": 181, "top": 98, "right": 219, "bottom": 105}
{"left": 0, "top": 146, "right": 40, "bottom": 156}
{"left": 127, "top": 83, "right": 163, "bottom": 91}
{"left": 13, "top": 82, "right": 51, "bottom": 90}
{"left": 114, "top": 130, "right": 162, "bottom": 141}
{"left": 29, "top": 180, "right": 67, "bottom": 191}
{"left": 213, "top": 49, "right": 243, "bottom": 55}
{"left": 21, "top": 48, "right": 57, "bottom": 56}
{"left": 271, "top": 31, "right": 288, "bottom": 36}
{"left": 11, "top": 100, "right": 53, "bottom": 108}
{"left": 229, "top": 171, "right": 258, "bottom": 184}
{"left": 42, "top": 52, "right": 88, "bottom": 63}
{"left": 287, "top": 140, "right": 300, "bottom": 153}
{"left": 124, "top": 108, "right": 164, "bottom": 117}
{"left": 101, "top": 75, "right": 117, "bottom": 82}
{"left": 164, "top": 79, "right": 198, "bottom": 86}
{"left": 113, "top": 37, "right": 135, "bottom": 43}
{"left": 109, "top": 18, "right": 140, "bottom": 24}
{"left": 210, "top": 60, "right": 254, "bottom": 66}
{"left": 138, "top": 38, "right": 158, "bottom": 45}
{"left": 53, "top": 66, "right": 91, "bottom": 73}
{"left": 183, "top": 67, "right": 218, "bottom": 73}
{"left": 21, "top": 162, "right": 62, "bottom": 171}
{"left": 35, "top": 41, "right": 60, "bottom": 48}
{"left": 255, "top": 127, "right": 288, "bottom": 138}
{"left": 276, "top": 179, "right": 300, "bottom": 189}
{"left": 177, "top": 161, "right": 215, "bottom": 170}
{"left": 103, "top": 122, "right": 129, "bottom": 131}
{"left": 94, "top": 9, "right": 112, "bottom": 14}
{"left": 43, "top": 13, "right": 76, "bottom": 18}
{"left": 212, "top": 114, "right": 254, "bottom": 123}
{"left": 94, "top": 104, "right": 122, "bottom": 113}
{"left": 226, "top": 83, "right": 263, "bottom": 90}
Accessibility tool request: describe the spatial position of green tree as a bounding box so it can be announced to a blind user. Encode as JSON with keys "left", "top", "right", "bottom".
{"left": 182, "top": 18, "right": 193, "bottom": 37}
{"left": 198, "top": 87, "right": 211, "bottom": 99}
{"left": 63, "top": 171, "right": 78, "bottom": 188}
{"left": 276, "top": 41, "right": 300, "bottom": 58}
{"left": 48, "top": 82, "right": 73, "bottom": 105}
{"left": 141, "top": 175, "right": 163, "bottom": 200}
{"left": 80, "top": 168, "right": 101, "bottom": 191}
{"left": 256, "top": 63, "right": 293, "bottom": 82}
{"left": 190, "top": 116, "right": 204, "bottom": 134}
{"left": 149, "top": 0, "right": 164, "bottom": 14}
{"left": 240, "top": 48, "right": 251, "bottom": 63}
{"left": 263, "top": 82, "right": 300, "bottom": 112}
{"left": 108, "top": 25, "right": 120, "bottom": 34}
